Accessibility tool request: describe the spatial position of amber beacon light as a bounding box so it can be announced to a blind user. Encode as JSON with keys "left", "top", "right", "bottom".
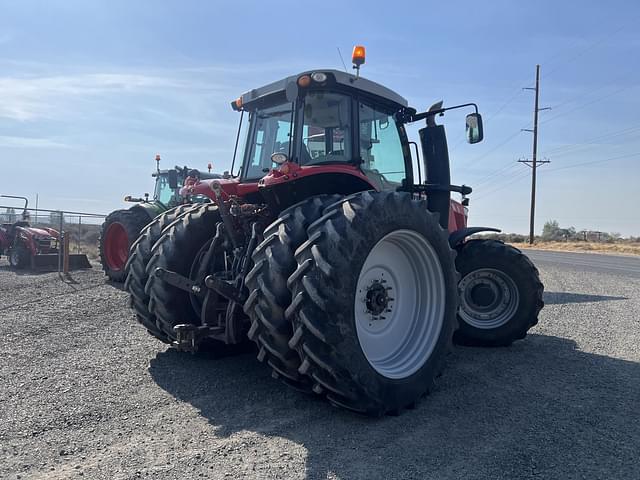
{"left": 352, "top": 45, "right": 366, "bottom": 66}
{"left": 351, "top": 45, "right": 366, "bottom": 79}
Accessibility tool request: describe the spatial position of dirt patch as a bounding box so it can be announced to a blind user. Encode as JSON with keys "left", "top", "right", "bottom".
{"left": 512, "top": 241, "right": 640, "bottom": 256}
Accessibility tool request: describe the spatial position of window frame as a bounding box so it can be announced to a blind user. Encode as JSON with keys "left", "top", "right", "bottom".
{"left": 240, "top": 103, "right": 296, "bottom": 181}
{"left": 295, "top": 90, "right": 357, "bottom": 166}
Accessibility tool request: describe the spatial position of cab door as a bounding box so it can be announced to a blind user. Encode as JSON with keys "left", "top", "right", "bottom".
{"left": 357, "top": 100, "right": 412, "bottom": 191}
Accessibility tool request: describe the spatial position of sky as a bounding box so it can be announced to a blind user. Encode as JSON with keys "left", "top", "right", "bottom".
{"left": 0, "top": 0, "right": 639, "bottom": 236}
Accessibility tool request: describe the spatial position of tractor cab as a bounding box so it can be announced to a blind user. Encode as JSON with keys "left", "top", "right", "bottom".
{"left": 231, "top": 54, "right": 483, "bottom": 226}
{"left": 233, "top": 69, "right": 412, "bottom": 199}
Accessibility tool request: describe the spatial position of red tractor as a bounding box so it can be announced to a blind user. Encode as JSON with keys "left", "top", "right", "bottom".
{"left": 0, "top": 195, "right": 90, "bottom": 270}
{"left": 126, "top": 50, "right": 544, "bottom": 415}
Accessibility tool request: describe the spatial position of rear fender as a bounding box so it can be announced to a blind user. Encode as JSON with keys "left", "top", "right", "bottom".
{"left": 259, "top": 165, "right": 377, "bottom": 212}
{"left": 449, "top": 227, "right": 501, "bottom": 248}
{"left": 130, "top": 202, "right": 164, "bottom": 221}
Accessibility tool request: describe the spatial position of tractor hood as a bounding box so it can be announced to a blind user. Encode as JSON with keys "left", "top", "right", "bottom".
{"left": 19, "top": 226, "right": 59, "bottom": 239}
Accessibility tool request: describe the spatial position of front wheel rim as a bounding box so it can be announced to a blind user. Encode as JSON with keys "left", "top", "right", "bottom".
{"left": 104, "top": 222, "right": 128, "bottom": 271}
{"left": 458, "top": 268, "right": 519, "bottom": 329}
{"left": 354, "top": 229, "right": 446, "bottom": 380}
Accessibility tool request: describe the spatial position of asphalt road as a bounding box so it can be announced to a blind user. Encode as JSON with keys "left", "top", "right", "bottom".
{"left": 524, "top": 249, "right": 640, "bottom": 278}
{"left": 1, "top": 250, "right": 639, "bottom": 480}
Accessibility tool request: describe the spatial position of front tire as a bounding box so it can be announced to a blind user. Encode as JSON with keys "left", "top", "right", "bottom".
{"left": 9, "top": 244, "right": 30, "bottom": 269}
{"left": 453, "top": 239, "right": 544, "bottom": 347}
{"left": 99, "top": 208, "right": 152, "bottom": 282}
{"left": 286, "top": 191, "right": 458, "bottom": 415}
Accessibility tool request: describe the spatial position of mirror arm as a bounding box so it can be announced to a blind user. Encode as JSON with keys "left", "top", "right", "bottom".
{"left": 398, "top": 103, "right": 479, "bottom": 124}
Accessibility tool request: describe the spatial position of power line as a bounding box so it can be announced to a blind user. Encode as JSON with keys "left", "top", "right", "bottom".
{"left": 540, "top": 124, "right": 640, "bottom": 157}
{"left": 546, "top": 151, "right": 640, "bottom": 173}
{"left": 472, "top": 151, "right": 639, "bottom": 202}
{"left": 460, "top": 128, "right": 527, "bottom": 167}
{"left": 473, "top": 170, "right": 532, "bottom": 201}
{"left": 472, "top": 163, "right": 520, "bottom": 188}
{"left": 541, "top": 83, "right": 636, "bottom": 126}
{"left": 542, "top": 21, "right": 630, "bottom": 79}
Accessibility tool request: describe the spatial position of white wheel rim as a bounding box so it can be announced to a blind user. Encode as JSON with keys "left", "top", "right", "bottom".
{"left": 458, "top": 268, "right": 519, "bottom": 329}
{"left": 354, "top": 229, "right": 446, "bottom": 380}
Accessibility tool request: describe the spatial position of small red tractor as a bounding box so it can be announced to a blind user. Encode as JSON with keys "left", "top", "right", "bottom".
{"left": 99, "top": 159, "right": 221, "bottom": 282}
{"left": 0, "top": 195, "right": 90, "bottom": 270}
{"left": 125, "top": 48, "right": 544, "bottom": 415}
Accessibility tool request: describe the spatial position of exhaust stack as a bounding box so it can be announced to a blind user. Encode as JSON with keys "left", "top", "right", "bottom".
{"left": 419, "top": 122, "right": 451, "bottom": 230}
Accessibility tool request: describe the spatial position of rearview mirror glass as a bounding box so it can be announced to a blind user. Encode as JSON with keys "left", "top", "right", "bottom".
{"left": 167, "top": 170, "right": 179, "bottom": 189}
{"left": 465, "top": 113, "right": 484, "bottom": 144}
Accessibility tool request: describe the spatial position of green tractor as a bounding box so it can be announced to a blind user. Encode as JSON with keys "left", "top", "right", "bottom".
{"left": 99, "top": 156, "right": 221, "bottom": 282}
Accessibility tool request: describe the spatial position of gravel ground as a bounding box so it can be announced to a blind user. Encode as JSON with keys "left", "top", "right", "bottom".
{"left": 1, "top": 255, "right": 639, "bottom": 480}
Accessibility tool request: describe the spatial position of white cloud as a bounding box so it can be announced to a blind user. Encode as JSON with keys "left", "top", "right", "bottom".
{"left": 0, "top": 135, "right": 71, "bottom": 148}
{"left": 0, "top": 71, "right": 231, "bottom": 121}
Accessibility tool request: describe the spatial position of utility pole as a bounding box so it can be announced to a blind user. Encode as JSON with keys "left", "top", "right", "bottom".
{"left": 520, "top": 65, "right": 551, "bottom": 244}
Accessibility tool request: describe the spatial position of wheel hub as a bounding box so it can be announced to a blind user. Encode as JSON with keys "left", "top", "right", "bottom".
{"left": 469, "top": 283, "right": 498, "bottom": 308}
{"left": 354, "top": 229, "right": 446, "bottom": 380}
{"left": 364, "top": 280, "right": 393, "bottom": 316}
{"left": 458, "top": 268, "right": 519, "bottom": 329}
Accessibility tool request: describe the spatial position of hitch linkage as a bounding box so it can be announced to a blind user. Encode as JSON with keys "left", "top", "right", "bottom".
{"left": 172, "top": 323, "right": 224, "bottom": 352}
{"left": 154, "top": 267, "right": 205, "bottom": 296}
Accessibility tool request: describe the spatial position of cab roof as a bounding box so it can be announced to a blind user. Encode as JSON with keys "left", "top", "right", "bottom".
{"left": 238, "top": 69, "right": 408, "bottom": 110}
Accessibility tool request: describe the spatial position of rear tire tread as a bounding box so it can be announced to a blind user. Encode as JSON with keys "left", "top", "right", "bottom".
{"left": 145, "top": 204, "right": 221, "bottom": 340}
{"left": 285, "top": 191, "right": 458, "bottom": 416}
{"left": 124, "top": 204, "right": 198, "bottom": 342}
{"left": 243, "top": 195, "right": 341, "bottom": 392}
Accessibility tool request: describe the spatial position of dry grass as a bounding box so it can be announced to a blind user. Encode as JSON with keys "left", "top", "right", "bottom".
{"left": 511, "top": 241, "right": 640, "bottom": 256}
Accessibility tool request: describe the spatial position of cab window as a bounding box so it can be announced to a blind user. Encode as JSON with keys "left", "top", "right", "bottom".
{"left": 359, "top": 102, "right": 407, "bottom": 190}
{"left": 244, "top": 103, "right": 294, "bottom": 179}
{"left": 154, "top": 175, "right": 175, "bottom": 204}
{"left": 300, "top": 92, "right": 352, "bottom": 165}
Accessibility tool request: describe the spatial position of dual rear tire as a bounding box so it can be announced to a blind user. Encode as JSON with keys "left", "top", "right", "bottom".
{"left": 144, "top": 204, "right": 224, "bottom": 342}
{"left": 249, "top": 191, "right": 458, "bottom": 415}
{"left": 130, "top": 192, "right": 544, "bottom": 416}
{"left": 125, "top": 204, "right": 198, "bottom": 341}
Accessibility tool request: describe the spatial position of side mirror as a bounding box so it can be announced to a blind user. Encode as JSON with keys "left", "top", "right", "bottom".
{"left": 465, "top": 113, "right": 484, "bottom": 144}
{"left": 167, "top": 170, "right": 179, "bottom": 189}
